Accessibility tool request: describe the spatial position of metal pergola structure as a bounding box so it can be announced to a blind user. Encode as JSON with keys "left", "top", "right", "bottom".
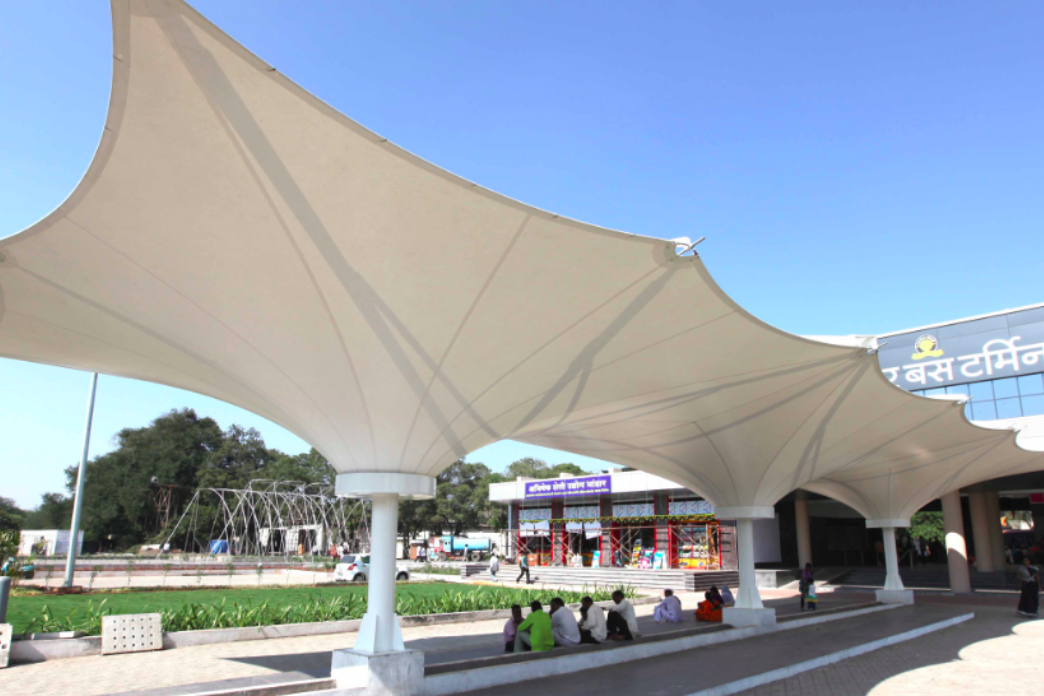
{"left": 164, "top": 480, "right": 371, "bottom": 561}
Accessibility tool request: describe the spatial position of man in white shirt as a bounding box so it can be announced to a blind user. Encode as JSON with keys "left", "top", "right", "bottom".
{"left": 653, "top": 589, "right": 684, "bottom": 623}
{"left": 548, "top": 597, "right": 581, "bottom": 647}
{"left": 578, "top": 596, "right": 607, "bottom": 644}
{"left": 607, "top": 591, "right": 640, "bottom": 640}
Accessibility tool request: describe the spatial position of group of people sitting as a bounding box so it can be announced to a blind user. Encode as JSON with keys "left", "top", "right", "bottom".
{"left": 503, "top": 585, "right": 745, "bottom": 654}
{"left": 693, "top": 585, "right": 734, "bottom": 622}
{"left": 503, "top": 590, "right": 641, "bottom": 652}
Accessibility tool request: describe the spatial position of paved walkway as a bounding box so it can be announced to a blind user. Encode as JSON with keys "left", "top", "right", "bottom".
{"left": 733, "top": 595, "right": 1044, "bottom": 696}
{"left": 458, "top": 604, "right": 971, "bottom": 696}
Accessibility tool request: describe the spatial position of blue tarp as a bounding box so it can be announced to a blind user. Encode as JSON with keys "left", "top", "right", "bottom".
{"left": 209, "top": 540, "right": 229, "bottom": 554}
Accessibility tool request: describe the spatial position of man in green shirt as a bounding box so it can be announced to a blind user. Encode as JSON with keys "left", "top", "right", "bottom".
{"left": 514, "top": 600, "right": 554, "bottom": 652}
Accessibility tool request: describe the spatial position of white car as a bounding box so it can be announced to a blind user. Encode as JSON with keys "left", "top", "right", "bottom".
{"left": 334, "top": 554, "right": 410, "bottom": 583}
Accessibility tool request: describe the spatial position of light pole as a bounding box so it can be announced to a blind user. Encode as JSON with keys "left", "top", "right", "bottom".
{"left": 63, "top": 372, "right": 99, "bottom": 588}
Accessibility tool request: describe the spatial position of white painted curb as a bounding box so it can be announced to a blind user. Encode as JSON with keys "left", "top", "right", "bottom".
{"left": 684, "top": 612, "right": 975, "bottom": 696}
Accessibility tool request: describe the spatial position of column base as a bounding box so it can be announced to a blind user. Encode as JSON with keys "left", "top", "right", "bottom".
{"left": 875, "top": 589, "right": 915, "bottom": 605}
{"left": 331, "top": 648, "right": 423, "bottom": 696}
{"left": 354, "top": 611, "right": 405, "bottom": 654}
{"left": 0, "top": 623, "right": 11, "bottom": 669}
{"left": 723, "top": 607, "right": 776, "bottom": 630}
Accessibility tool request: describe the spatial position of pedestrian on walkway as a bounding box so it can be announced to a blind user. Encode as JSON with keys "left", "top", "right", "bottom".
{"left": 1016, "top": 556, "right": 1040, "bottom": 617}
{"left": 799, "top": 562, "right": 814, "bottom": 611}
{"left": 489, "top": 551, "right": 500, "bottom": 582}
{"left": 516, "top": 552, "right": 531, "bottom": 584}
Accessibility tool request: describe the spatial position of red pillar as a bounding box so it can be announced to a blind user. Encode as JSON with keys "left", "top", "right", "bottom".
{"left": 600, "top": 496, "right": 614, "bottom": 567}
{"left": 551, "top": 499, "right": 565, "bottom": 565}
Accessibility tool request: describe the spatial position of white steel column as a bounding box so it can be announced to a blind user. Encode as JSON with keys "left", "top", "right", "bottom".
{"left": 356, "top": 492, "right": 403, "bottom": 653}
{"left": 735, "top": 518, "right": 763, "bottom": 609}
{"left": 968, "top": 489, "right": 994, "bottom": 573}
{"left": 866, "top": 519, "right": 914, "bottom": 604}
{"left": 331, "top": 473, "right": 432, "bottom": 695}
{"left": 794, "top": 491, "right": 812, "bottom": 569}
{"left": 882, "top": 527, "right": 904, "bottom": 591}
{"left": 717, "top": 507, "right": 776, "bottom": 629}
{"left": 941, "top": 491, "right": 973, "bottom": 594}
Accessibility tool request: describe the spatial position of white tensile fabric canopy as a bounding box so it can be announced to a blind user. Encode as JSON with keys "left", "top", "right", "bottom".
{"left": 1, "top": 0, "right": 1041, "bottom": 520}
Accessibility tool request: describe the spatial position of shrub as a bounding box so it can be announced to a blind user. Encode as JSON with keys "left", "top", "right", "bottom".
{"left": 22, "top": 584, "right": 636, "bottom": 636}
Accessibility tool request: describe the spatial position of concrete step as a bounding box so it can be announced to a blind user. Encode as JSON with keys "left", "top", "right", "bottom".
{"left": 472, "top": 565, "right": 738, "bottom": 592}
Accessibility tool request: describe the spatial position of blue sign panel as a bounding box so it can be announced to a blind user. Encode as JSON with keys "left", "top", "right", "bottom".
{"left": 877, "top": 306, "right": 1044, "bottom": 391}
{"left": 524, "top": 475, "right": 612, "bottom": 499}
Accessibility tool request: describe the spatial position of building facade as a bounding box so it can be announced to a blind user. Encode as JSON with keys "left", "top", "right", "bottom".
{"left": 490, "top": 469, "right": 783, "bottom": 570}
{"left": 796, "top": 302, "right": 1044, "bottom": 568}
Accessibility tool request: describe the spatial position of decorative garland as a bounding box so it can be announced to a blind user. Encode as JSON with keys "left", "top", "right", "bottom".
{"left": 528, "top": 513, "right": 717, "bottom": 525}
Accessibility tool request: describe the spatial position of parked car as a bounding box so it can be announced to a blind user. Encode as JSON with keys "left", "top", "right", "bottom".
{"left": 333, "top": 554, "right": 410, "bottom": 583}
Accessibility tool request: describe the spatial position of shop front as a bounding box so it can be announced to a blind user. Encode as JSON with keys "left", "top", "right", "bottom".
{"left": 495, "top": 470, "right": 729, "bottom": 570}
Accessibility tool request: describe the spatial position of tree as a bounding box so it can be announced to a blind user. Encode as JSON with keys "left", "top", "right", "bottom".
{"left": 196, "top": 424, "right": 278, "bottom": 490}
{"left": 431, "top": 460, "right": 493, "bottom": 536}
{"left": 72, "top": 409, "right": 224, "bottom": 548}
{"left": 258, "top": 448, "right": 335, "bottom": 487}
{"left": 398, "top": 498, "right": 436, "bottom": 559}
{"left": 23, "top": 492, "right": 73, "bottom": 530}
{"left": 0, "top": 496, "right": 25, "bottom": 531}
{"left": 504, "top": 457, "right": 589, "bottom": 480}
{"left": 908, "top": 512, "right": 945, "bottom": 544}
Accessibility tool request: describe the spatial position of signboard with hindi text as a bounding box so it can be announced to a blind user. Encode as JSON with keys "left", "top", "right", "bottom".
{"left": 524, "top": 475, "right": 612, "bottom": 499}
{"left": 877, "top": 306, "right": 1044, "bottom": 391}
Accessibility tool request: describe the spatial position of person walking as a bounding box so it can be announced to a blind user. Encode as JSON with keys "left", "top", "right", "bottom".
{"left": 1016, "top": 556, "right": 1040, "bottom": 618}
{"left": 489, "top": 551, "right": 500, "bottom": 582}
{"left": 799, "top": 562, "right": 814, "bottom": 611}
{"left": 516, "top": 552, "right": 531, "bottom": 584}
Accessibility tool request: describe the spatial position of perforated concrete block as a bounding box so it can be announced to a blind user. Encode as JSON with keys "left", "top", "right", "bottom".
{"left": 101, "top": 614, "right": 163, "bottom": 655}
{"left": 0, "top": 623, "right": 12, "bottom": 668}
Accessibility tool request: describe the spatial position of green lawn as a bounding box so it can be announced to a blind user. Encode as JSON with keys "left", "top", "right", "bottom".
{"left": 7, "top": 583, "right": 443, "bottom": 635}
{"left": 8, "top": 582, "right": 630, "bottom": 635}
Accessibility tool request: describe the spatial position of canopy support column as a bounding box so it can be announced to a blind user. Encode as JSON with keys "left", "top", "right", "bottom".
{"left": 794, "top": 490, "right": 812, "bottom": 569}
{"left": 331, "top": 473, "right": 434, "bottom": 695}
{"left": 967, "top": 488, "right": 995, "bottom": 572}
{"left": 717, "top": 507, "right": 776, "bottom": 629}
{"left": 941, "top": 491, "right": 973, "bottom": 594}
{"left": 867, "top": 519, "right": 914, "bottom": 604}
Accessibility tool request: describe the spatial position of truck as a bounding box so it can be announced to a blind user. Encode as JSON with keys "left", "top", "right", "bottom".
{"left": 434, "top": 535, "right": 492, "bottom": 561}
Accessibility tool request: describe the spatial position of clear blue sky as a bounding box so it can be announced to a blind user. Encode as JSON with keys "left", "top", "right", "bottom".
{"left": 2, "top": 2, "right": 1042, "bottom": 509}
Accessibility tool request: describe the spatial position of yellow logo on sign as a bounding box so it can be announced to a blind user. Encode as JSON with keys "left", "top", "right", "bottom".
{"left": 911, "top": 334, "right": 944, "bottom": 360}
